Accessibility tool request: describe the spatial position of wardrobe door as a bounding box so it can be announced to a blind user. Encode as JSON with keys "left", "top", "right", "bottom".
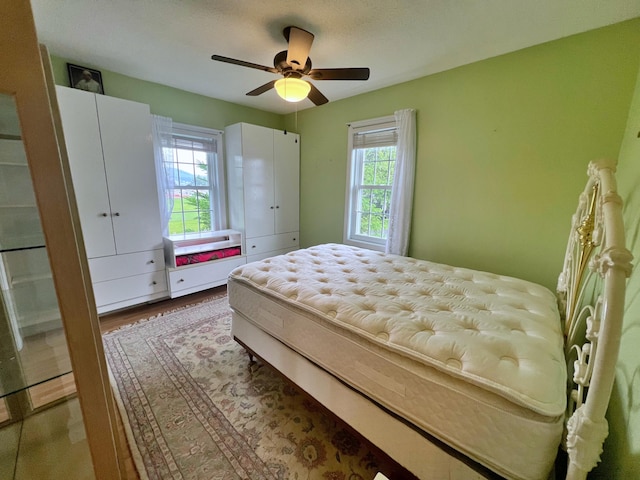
{"left": 95, "top": 94, "right": 162, "bottom": 254}
{"left": 55, "top": 87, "right": 115, "bottom": 258}
{"left": 273, "top": 130, "right": 299, "bottom": 235}
{"left": 241, "top": 123, "right": 275, "bottom": 239}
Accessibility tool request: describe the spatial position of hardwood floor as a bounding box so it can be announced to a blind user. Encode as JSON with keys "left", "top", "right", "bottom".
{"left": 99, "top": 286, "right": 226, "bottom": 334}
{"left": 29, "top": 372, "right": 76, "bottom": 409}
{"left": 0, "top": 397, "right": 9, "bottom": 423}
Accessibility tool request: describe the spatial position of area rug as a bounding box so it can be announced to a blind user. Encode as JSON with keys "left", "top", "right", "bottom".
{"left": 103, "top": 294, "right": 400, "bottom": 480}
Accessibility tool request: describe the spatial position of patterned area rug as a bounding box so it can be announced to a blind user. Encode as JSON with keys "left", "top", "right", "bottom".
{"left": 103, "top": 295, "right": 401, "bottom": 480}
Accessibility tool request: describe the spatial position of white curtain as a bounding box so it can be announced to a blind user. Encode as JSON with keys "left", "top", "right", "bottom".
{"left": 385, "top": 108, "right": 416, "bottom": 256}
{"left": 151, "top": 114, "right": 174, "bottom": 236}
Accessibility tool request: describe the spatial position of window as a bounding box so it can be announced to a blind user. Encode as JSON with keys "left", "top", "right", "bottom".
{"left": 165, "top": 123, "right": 226, "bottom": 235}
{"left": 344, "top": 116, "right": 398, "bottom": 250}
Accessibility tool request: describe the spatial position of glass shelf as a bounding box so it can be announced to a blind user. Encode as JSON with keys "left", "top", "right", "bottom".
{"left": 0, "top": 365, "right": 72, "bottom": 400}
{"left": 0, "top": 93, "right": 72, "bottom": 401}
{"left": 0, "top": 244, "right": 46, "bottom": 254}
{"left": 0, "top": 134, "right": 21, "bottom": 141}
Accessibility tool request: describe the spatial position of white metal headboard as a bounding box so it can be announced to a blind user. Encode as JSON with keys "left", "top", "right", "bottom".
{"left": 557, "top": 160, "right": 633, "bottom": 479}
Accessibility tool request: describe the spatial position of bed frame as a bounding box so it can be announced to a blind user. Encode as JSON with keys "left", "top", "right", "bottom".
{"left": 230, "top": 160, "right": 632, "bottom": 480}
{"left": 558, "top": 160, "right": 632, "bottom": 479}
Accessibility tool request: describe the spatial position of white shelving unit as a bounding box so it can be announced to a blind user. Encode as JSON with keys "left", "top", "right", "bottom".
{"left": 0, "top": 112, "right": 61, "bottom": 343}
{"left": 164, "top": 229, "right": 246, "bottom": 298}
{"left": 0, "top": 92, "right": 71, "bottom": 402}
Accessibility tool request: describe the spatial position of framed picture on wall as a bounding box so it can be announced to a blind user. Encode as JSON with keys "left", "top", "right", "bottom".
{"left": 67, "top": 63, "right": 104, "bottom": 94}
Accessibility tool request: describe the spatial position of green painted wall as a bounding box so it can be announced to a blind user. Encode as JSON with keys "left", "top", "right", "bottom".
{"left": 49, "top": 55, "right": 283, "bottom": 131}
{"left": 289, "top": 19, "right": 640, "bottom": 290}
{"left": 593, "top": 59, "right": 640, "bottom": 479}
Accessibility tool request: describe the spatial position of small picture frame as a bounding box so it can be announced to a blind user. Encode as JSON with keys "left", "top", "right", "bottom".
{"left": 67, "top": 63, "right": 104, "bottom": 94}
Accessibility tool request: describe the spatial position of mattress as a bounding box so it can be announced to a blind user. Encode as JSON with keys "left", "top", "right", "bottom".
{"left": 228, "top": 244, "right": 566, "bottom": 480}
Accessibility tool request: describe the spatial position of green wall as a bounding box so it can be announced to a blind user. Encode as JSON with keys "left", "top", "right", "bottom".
{"left": 289, "top": 19, "right": 640, "bottom": 290}
{"left": 593, "top": 58, "right": 640, "bottom": 479}
{"left": 49, "top": 55, "right": 283, "bottom": 132}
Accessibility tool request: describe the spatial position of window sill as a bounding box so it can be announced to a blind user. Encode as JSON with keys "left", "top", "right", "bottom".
{"left": 343, "top": 237, "right": 386, "bottom": 252}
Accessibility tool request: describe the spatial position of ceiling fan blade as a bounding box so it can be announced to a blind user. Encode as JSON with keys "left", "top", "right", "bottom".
{"left": 283, "top": 26, "right": 314, "bottom": 71}
{"left": 308, "top": 68, "right": 370, "bottom": 81}
{"left": 211, "top": 54, "right": 278, "bottom": 74}
{"left": 307, "top": 83, "right": 329, "bottom": 106}
{"left": 246, "top": 80, "right": 277, "bottom": 96}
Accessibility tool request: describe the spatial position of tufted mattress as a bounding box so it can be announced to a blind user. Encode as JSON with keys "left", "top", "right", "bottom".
{"left": 227, "top": 243, "right": 566, "bottom": 480}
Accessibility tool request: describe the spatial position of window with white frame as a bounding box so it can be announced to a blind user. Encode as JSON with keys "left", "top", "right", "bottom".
{"left": 344, "top": 116, "right": 398, "bottom": 250}
{"left": 165, "top": 123, "right": 226, "bottom": 235}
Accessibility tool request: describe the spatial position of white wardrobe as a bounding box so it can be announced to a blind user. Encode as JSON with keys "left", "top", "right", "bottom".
{"left": 225, "top": 123, "right": 300, "bottom": 263}
{"left": 56, "top": 86, "right": 167, "bottom": 313}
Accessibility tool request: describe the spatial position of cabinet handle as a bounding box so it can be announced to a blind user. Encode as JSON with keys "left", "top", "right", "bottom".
{"left": 275, "top": 205, "right": 280, "bottom": 209}
{"left": 100, "top": 213, "right": 108, "bottom": 217}
{"left": 293, "top": 238, "right": 296, "bottom": 241}
{"left": 149, "top": 259, "right": 155, "bottom": 264}
{"left": 251, "top": 245, "right": 256, "bottom": 249}
{"left": 113, "top": 212, "right": 120, "bottom": 217}
{"left": 177, "top": 278, "right": 184, "bottom": 283}
{"left": 270, "top": 206, "right": 274, "bottom": 209}
{"left": 152, "top": 281, "right": 157, "bottom": 285}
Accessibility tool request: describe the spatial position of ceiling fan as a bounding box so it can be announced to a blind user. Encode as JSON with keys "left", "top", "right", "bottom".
{"left": 211, "top": 26, "right": 370, "bottom": 106}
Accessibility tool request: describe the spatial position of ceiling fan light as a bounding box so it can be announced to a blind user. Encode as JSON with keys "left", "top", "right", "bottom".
{"left": 274, "top": 77, "right": 311, "bottom": 102}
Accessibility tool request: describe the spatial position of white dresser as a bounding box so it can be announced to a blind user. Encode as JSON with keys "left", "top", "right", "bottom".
{"left": 56, "top": 86, "right": 168, "bottom": 313}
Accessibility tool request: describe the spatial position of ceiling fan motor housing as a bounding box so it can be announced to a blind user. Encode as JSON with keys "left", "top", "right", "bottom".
{"left": 274, "top": 51, "right": 311, "bottom": 76}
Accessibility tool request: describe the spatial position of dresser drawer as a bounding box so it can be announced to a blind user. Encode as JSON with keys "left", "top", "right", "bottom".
{"left": 93, "top": 270, "right": 167, "bottom": 307}
{"left": 168, "top": 256, "right": 246, "bottom": 293}
{"left": 245, "top": 232, "right": 299, "bottom": 256}
{"left": 89, "top": 249, "right": 165, "bottom": 282}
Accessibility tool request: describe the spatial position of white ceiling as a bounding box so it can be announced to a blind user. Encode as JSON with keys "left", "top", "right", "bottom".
{"left": 31, "top": 1, "right": 640, "bottom": 115}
